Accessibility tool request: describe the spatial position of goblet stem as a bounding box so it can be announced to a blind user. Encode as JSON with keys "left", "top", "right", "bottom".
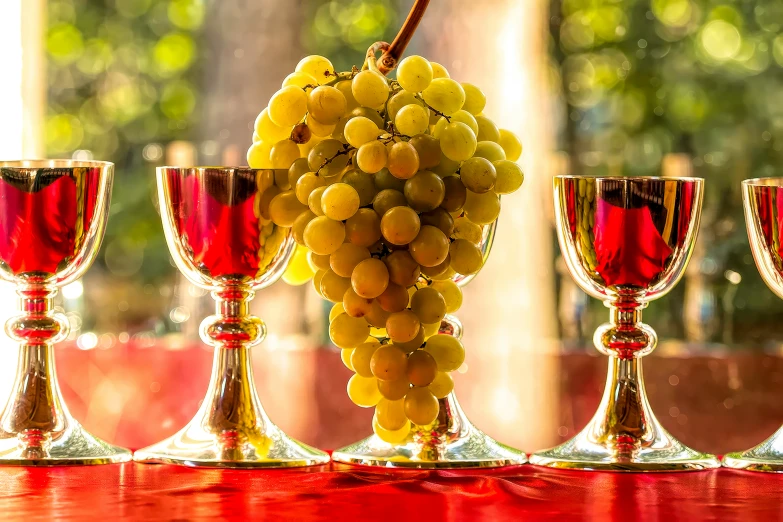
{"left": 134, "top": 285, "right": 328, "bottom": 467}
{"left": 0, "top": 284, "right": 130, "bottom": 464}
{"left": 332, "top": 314, "right": 527, "bottom": 468}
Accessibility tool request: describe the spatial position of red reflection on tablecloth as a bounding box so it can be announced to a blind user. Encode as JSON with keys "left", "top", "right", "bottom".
{"left": 0, "top": 462, "right": 778, "bottom": 521}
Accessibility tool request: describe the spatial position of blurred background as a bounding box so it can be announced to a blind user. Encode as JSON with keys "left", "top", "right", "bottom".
{"left": 2, "top": 0, "right": 782, "bottom": 454}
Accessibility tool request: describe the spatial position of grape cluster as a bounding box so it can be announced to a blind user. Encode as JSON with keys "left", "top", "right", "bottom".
{"left": 250, "top": 54, "right": 525, "bottom": 443}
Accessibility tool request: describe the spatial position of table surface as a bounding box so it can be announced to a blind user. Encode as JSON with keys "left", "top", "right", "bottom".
{"left": 1, "top": 461, "right": 780, "bottom": 521}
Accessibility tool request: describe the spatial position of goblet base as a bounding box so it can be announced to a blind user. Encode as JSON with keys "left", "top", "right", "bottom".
{"left": 530, "top": 429, "right": 720, "bottom": 472}
{"left": 0, "top": 417, "right": 131, "bottom": 466}
{"left": 333, "top": 392, "right": 526, "bottom": 469}
{"left": 134, "top": 420, "right": 329, "bottom": 469}
{"left": 723, "top": 426, "right": 783, "bottom": 472}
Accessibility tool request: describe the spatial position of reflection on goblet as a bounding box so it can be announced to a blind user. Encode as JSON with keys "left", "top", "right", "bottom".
{"left": 531, "top": 175, "right": 719, "bottom": 471}
{"left": 332, "top": 220, "right": 528, "bottom": 468}
{"left": 0, "top": 160, "right": 130, "bottom": 465}
{"left": 134, "top": 167, "right": 328, "bottom": 468}
{"left": 724, "top": 178, "right": 783, "bottom": 472}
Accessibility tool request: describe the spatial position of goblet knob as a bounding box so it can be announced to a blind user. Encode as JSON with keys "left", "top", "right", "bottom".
{"left": 134, "top": 167, "right": 329, "bottom": 467}
{"left": 531, "top": 175, "right": 719, "bottom": 471}
{"left": 0, "top": 160, "right": 130, "bottom": 465}
{"left": 332, "top": 220, "right": 527, "bottom": 468}
{"left": 724, "top": 177, "right": 783, "bottom": 472}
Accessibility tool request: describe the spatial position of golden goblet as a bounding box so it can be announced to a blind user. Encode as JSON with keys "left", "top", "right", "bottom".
{"left": 332, "top": 220, "right": 528, "bottom": 468}
{"left": 0, "top": 160, "right": 130, "bottom": 465}
{"left": 133, "top": 167, "right": 329, "bottom": 468}
{"left": 531, "top": 175, "right": 719, "bottom": 471}
{"left": 724, "top": 177, "right": 783, "bottom": 472}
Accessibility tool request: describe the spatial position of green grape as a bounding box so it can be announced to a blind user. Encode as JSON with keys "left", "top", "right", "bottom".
{"left": 352, "top": 258, "right": 390, "bottom": 299}
{"left": 421, "top": 78, "right": 465, "bottom": 116}
{"left": 320, "top": 269, "right": 352, "bottom": 302}
{"left": 312, "top": 270, "right": 327, "bottom": 298}
{"left": 460, "top": 157, "right": 497, "bottom": 194}
{"left": 380, "top": 206, "right": 421, "bottom": 245}
{"left": 439, "top": 122, "right": 477, "bottom": 162}
{"left": 347, "top": 373, "right": 382, "bottom": 407}
{"left": 409, "top": 134, "right": 441, "bottom": 169}
{"left": 373, "top": 189, "right": 407, "bottom": 217}
{"left": 253, "top": 131, "right": 261, "bottom": 142}
{"left": 352, "top": 70, "right": 389, "bottom": 109}
{"left": 268, "top": 86, "right": 308, "bottom": 127}
{"left": 431, "top": 280, "right": 462, "bottom": 313}
{"left": 386, "top": 310, "right": 421, "bottom": 343}
{"left": 420, "top": 208, "right": 455, "bottom": 236}
{"left": 330, "top": 302, "right": 345, "bottom": 322}
{"left": 404, "top": 387, "right": 439, "bottom": 426}
{"left": 430, "top": 61, "right": 449, "bottom": 79}
{"left": 351, "top": 106, "right": 385, "bottom": 128}
{"left": 342, "top": 170, "right": 377, "bottom": 206}
{"left": 376, "top": 282, "right": 409, "bottom": 313}
{"left": 293, "top": 210, "right": 316, "bottom": 245}
{"left": 343, "top": 287, "right": 375, "bottom": 318}
{"left": 295, "top": 172, "right": 326, "bottom": 204}
{"left": 404, "top": 171, "right": 445, "bottom": 212}
{"left": 344, "top": 116, "right": 379, "bottom": 148}
{"left": 268, "top": 191, "right": 307, "bottom": 227}
{"left": 295, "top": 55, "right": 335, "bottom": 85}
{"left": 384, "top": 250, "right": 421, "bottom": 287}
{"left": 335, "top": 80, "right": 359, "bottom": 110}
{"left": 308, "top": 251, "right": 332, "bottom": 272}
{"left": 282, "top": 244, "right": 315, "bottom": 286}
{"left": 364, "top": 299, "right": 391, "bottom": 328}
{"left": 254, "top": 108, "right": 291, "bottom": 143}
{"left": 396, "top": 55, "right": 433, "bottom": 93}
{"left": 409, "top": 226, "right": 449, "bottom": 268}
{"left": 499, "top": 129, "right": 523, "bottom": 160}
{"left": 303, "top": 216, "right": 345, "bottom": 255}
{"left": 377, "top": 377, "right": 411, "bottom": 401}
{"left": 247, "top": 141, "right": 273, "bottom": 169}
{"left": 321, "top": 183, "right": 360, "bottom": 221}
{"left": 256, "top": 184, "right": 281, "bottom": 221}
{"left": 422, "top": 321, "right": 441, "bottom": 339}
{"left": 356, "top": 140, "right": 388, "bottom": 174}
{"left": 431, "top": 266, "right": 456, "bottom": 281}
{"left": 475, "top": 115, "right": 501, "bottom": 142}
{"left": 424, "top": 334, "right": 465, "bottom": 372}
{"left": 393, "top": 327, "right": 425, "bottom": 353}
{"left": 452, "top": 216, "right": 483, "bottom": 244}
{"left": 345, "top": 208, "right": 382, "bottom": 247}
{"left": 449, "top": 238, "right": 483, "bottom": 275}
{"left": 376, "top": 397, "right": 409, "bottom": 431}
{"left": 461, "top": 83, "right": 487, "bottom": 115}
{"left": 420, "top": 256, "right": 450, "bottom": 279}
{"left": 282, "top": 71, "right": 317, "bottom": 89}
{"left": 394, "top": 104, "right": 429, "bottom": 136}
{"left": 406, "top": 349, "right": 438, "bottom": 387}
{"left": 433, "top": 111, "right": 477, "bottom": 137}
{"left": 493, "top": 160, "right": 524, "bottom": 194}
{"left": 306, "top": 85, "right": 347, "bottom": 125}
{"left": 388, "top": 142, "right": 420, "bottom": 180}
{"left": 428, "top": 371, "right": 454, "bottom": 399}
{"left": 372, "top": 414, "right": 410, "bottom": 443}
{"left": 341, "top": 347, "right": 355, "bottom": 370}
{"left": 351, "top": 340, "right": 381, "bottom": 377}
{"left": 331, "top": 312, "right": 371, "bottom": 349}
{"left": 463, "top": 190, "right": 501, "bottom": 225}
{"left": 370, "top": 344, "right": 408, "bottom": 381}
{"left": 330, "top": 243, "right": 370, "bottom": 277}
{"left": 308, "top": 139, "right": 349, "bottom": 176}
{"left": 288, "top": 157, "right": 311, "bottom": 188}
{"left": 474, "top": 141, "right": 506, "bottom": 163}
{"left": 306, "top": 114, "right": 335, "bottom": 137}
{"left": 274, "top": 168, "right": 291, "bottom": 191}
{"left": 374, "top": 168, "right": 407, "bottom": 192}
{"left": 410, "top": 286, "right": 447, "bottom": 324}
{"left": 387, "top": 91, "right": 427, "bottom": 121}
{"left": 307, "top": 185, "right": 327, "bottom": 216}
{"left": 432, "top": 153, "right": 461, "bottom": 177}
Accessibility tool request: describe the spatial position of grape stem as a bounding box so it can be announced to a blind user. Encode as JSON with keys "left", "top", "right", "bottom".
{"left": 315, "top": 144, "right": 355, "bottom": 176}
{"left": 367, "top": 0, "right": 431, "bottom": 75}
{"left": 414, "top": 94, "right": 451, "bottom": 122}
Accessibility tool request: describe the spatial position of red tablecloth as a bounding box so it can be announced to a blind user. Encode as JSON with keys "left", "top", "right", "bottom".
{"left": 0, "top": 462, "right": 779, "bottom": 521}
